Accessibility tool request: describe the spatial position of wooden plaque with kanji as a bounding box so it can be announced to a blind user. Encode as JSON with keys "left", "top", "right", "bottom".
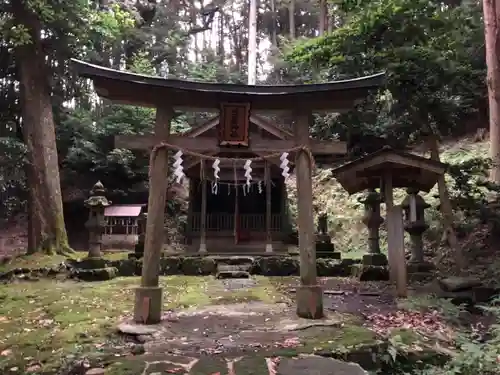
{"left": 219, "top": 103, "right": 250, "bottom": 146}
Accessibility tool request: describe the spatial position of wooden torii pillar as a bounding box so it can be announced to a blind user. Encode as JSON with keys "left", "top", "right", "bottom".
{"left": 133, "top": 106, "right": 173, "bottom": 324}
{"left": 294, "top": 111, "right": 323, "bottom": 319}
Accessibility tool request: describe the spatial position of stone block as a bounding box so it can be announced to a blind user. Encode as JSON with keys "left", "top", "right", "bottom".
{"left": 251, "top": 256, "right": 299, "bottom": 276}
{"left": 295, "top": 284, "right": 324, "bottom": 319}
{"left": 180, "top": 257, "right": 217, "bottom": 275}
{"left": 277, "top": 356, "right": 368, "bottom": 375}
{"left": 216, "top": 270, "right": 250, "bottom": 279}
{"left": 315, "top": 241, "right": 335, "bottom": 253}
{"left": 317, "top": 251, "right": 341, "bottom": 260}
{"left": 75, "top": 257, "right": 108, "bottom": 270}
{"left": 407, "top": 261, "right": 434, "bottom": 274}
{"left": 362, "top": 253, "right": 388, "bottom": 266}
{"left": 316, "top": 259, "right": 351, "bottom": 277}
{"left": 352, "top": 264, "right": 390, "bottom": 281}
{"left": 133, "top": 286, "right": 163, "bottom": 324}
{"left": 438, "top": 277, "right": 482, "bottom": 292}
{"left": 71, "top": 267, "right": 117, "bottom": 281}
{"left": 108, "top": 259, "right": 142, "bottom": 276}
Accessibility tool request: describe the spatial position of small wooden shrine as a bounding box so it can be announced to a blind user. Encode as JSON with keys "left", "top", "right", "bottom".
{"left": 73, "top": 58, "right": 384, "bottom": 323}
{"left": 179, "top": 114, "right": 296, "bottom": 253}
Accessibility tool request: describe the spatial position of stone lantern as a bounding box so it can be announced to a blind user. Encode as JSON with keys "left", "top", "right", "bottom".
{"left": 84, "top": 181, "right": 111, "bottom": 259}
{"left": 315, "top": 211, "right": 341, "bottom": 259}
{"left": 358, "top": 189, "right": 388, "bottom": 266}
{"left": 131, "top": 212, "right": 147, "bottom": 259}
{"left": 401, "top": 187, "right": 434, "bottom": 273}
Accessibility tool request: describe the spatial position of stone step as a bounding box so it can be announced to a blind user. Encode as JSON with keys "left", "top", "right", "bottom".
{"left": 216, "top": 269, "right": 251, "bottom": 279}
{"left": 217, "top": 263, "right": 252, "bottom": 272}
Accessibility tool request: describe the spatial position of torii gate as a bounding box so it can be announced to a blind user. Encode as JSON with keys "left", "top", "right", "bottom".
{"left": 72, "top": 59, "right": 384, "bottom": 324}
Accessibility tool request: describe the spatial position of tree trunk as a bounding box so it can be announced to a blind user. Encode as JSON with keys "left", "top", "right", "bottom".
{"left": 248, "top": 0, "right": 258, "bottom": 84}
{"left": 289, "top": 0, "right": 296, "bottom": 39}
{"left": 270, "top": 0, "right": 277, "bottom": 47}
{"left": 483, "top": 0, "right": 500, "bottom": 182}
{"left": 13, "top": 1, "right": 71, "bottom": 255}
{"left": 428, "top": 136, "right": 465, "bottom": 271}
{"left": 218, "top": 12, "right": 225, "bottom": 64}
{"left": 319, "top": 0, "right": 327, "bottom": 36}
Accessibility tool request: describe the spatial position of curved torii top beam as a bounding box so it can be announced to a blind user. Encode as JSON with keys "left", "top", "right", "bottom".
{"left": 71, "top": 59, "right": 385, "bottom": 113}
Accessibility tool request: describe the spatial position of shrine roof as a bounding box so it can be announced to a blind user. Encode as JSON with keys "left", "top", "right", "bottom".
{"left": 72, "top": 59, "right": 385, "bottom": 112}
{"left": 331, "top": 147, "right": 448, "bottom": 194}
{"left": 104, "top": 204, "right": 145, "bottom": 217}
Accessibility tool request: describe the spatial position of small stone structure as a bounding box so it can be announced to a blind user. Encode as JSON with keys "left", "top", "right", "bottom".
{"left": 84, "top": 181, "right": 111, "bottom": 259}
{"left": 358, "top": 189, "right": 387, "bottom": 266}
{"left": 129, "top": 212, "right": 147, "bottom": 259}
{"left": 401, "top": 187, "right": 434, "bottom": 278}
{"left": 315, "top": 212, "right": 341, "bottom": 259}
{"left": 332, "top": 147, "right": 447, "bottom": 291}
{"left": 437, "top": 276, "right": 498, "bottom": 306}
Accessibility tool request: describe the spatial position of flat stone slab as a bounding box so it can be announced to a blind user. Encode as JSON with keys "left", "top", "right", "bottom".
{"left": 222, "top": 278, "right": 257, "bottom": 290}
{"left": 145, "top": 362, "right": 185, "bottom": 374}
{"left": 438, "top": 277, "right": 482, "bottom": 292}
{"left": 117, "top": 322, "right": 160, "bottom": 336}
{"left": 102, "top": 354, "right": 373, "bottom": 375}
{"left": 274, "top": 316, "right": 342, "bottom": 332}
{"left": 276, "top": 357, "right": 368, "bottom": 375}
{"left": 233, "top": 357, "right": 271, "bottom": 375}
{"left": 175, "top": 302, "right": 288, "bottom": 317}
{"left": 189, "top": 357, "right": 228, "bottom": 375}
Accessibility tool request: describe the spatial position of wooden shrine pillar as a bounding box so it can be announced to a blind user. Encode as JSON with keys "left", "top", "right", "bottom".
{"left": 186, "top": 179, "right": 194, "bottom": 245}
{"left": 383, "top": 170, "right": 407, "bottom": 297}
{"left": 281, "top": 178, "right": 287, "bottom": 234}
{"left": 265, "top": 161, "right": 273, "bottom": 252}
{"left": 234, "top": 177, "right": 239, "bottom": 245}
{"left": 199, "top": 161, "right": 208, "bottom": 254}
{"left": 293, "top": 111, "right": 323, "bottom": 319}
{"left": 134, "top": 106, "right": 173, "bottom": 324}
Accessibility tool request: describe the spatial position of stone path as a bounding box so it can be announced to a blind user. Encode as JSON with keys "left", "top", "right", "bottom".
{"left": 100, "top": 354, "right": 368, "bottom": 375}
{"left": 100, "top": 278, "right": 405, "bottom": 375}
{"left": 112, "top": 299, "right": 374, "bottom": 375}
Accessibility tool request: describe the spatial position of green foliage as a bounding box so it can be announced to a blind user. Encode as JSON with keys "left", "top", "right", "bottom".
{"left": 88, "top": 3, "right": 135, "bottom": 39}
{"left": 420, "top": 301, "right": 500, "bottom": 375}
{"left": 58, "top": 105, "right": 153, "bottom": 196}
{"left": 0, "top": 138, "right": 27, "bottom": 219}
{"left": 284, "top": 0, "right": 486, "bottom": 143}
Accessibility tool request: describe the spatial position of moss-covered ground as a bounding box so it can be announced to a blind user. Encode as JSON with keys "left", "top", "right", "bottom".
{"left": 0, "top": 275, "right": 291, "bottom": 374}
{"left": 0, "top": 251, "right": 129, "bottom": 273}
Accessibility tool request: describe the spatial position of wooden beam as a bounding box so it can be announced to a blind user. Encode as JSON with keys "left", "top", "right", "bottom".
{"left": 182, "top": 116, "right": 219, "bottom": 137}
{"left": 115, "top": 134, "right": 346, "bottom": 155}
{"left": 250, "top": 115, "right": 293, "bottom": 139}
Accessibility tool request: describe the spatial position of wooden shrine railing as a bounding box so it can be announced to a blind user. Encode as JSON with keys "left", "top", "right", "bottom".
{"left": 190, "top": 213, "right": 282, "bottom": 233}
{"left": 104, "top": 217, "right": 139, "bottom": 235}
